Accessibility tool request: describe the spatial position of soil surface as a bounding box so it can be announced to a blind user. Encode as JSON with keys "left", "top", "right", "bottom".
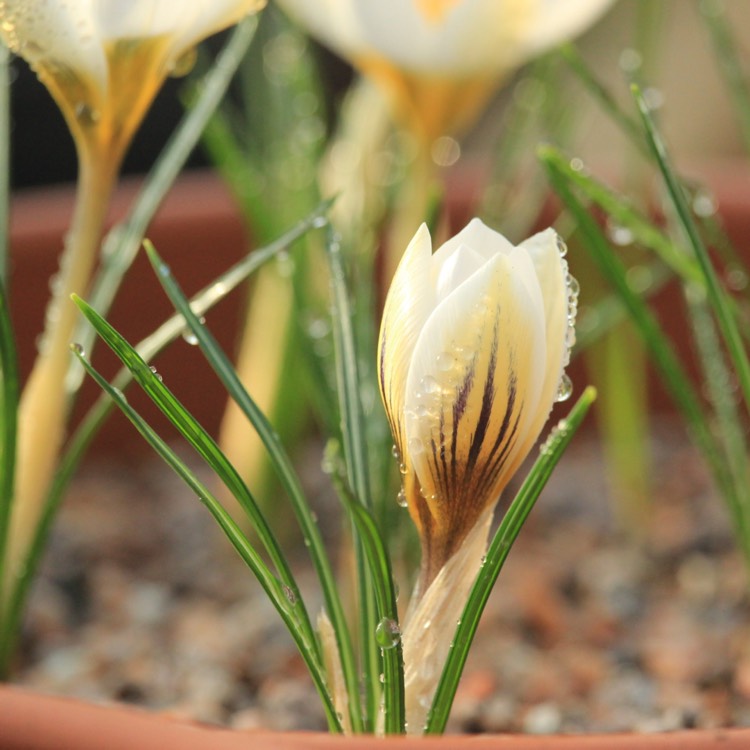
{"left": 14, "top": 419, "right": 750, "bottom": 735}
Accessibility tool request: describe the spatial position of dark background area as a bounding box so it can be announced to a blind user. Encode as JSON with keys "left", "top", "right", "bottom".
{"left": 9, "top": 59, "right": 208, "bottom": 189}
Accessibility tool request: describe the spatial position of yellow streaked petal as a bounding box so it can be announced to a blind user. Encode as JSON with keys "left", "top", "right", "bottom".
{"left": 402, "top": 248, "right": 546, "bottom": 573}
{"left": 378, "top": 223, "right": 434, "bottom": 454}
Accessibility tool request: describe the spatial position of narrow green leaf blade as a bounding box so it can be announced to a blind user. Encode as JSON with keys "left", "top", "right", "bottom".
{"left": 540, "top": 146, "right": 740, "bottom": 525}
{"left": 327, "top": 443, "right": 404, "bottom": 734}
{"left": 324, "top": 227, "right": 381, "bottom": 729}
{"left": 142, "top": 240, "right": 363, "bottom": 733}
{"left": 632, "top": 83, "right": 750, "bottom": 411}
{"left": 71, "top": 346, "right": 342, "bottom": 733}
{"left": 72, "top": 294, "right": 318, "bottom": 657}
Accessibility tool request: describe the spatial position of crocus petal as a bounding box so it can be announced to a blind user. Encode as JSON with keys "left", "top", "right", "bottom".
{"left": 93, "top": 0, "right": 265, "bottom": 62}
{"left": 402, "top": 246, "right": 546, "bottom": 576}
{"left": 0, "top": 0, "right": 107, "bottom": 92}
{"left": 279, "top": 0, "right": 531, "bottom": 77}
{"left": 378, "top": 224, "right": 435, "bottom": 455}
{"left": 510, "top": 229, "right": 575, "bottom": 469}
{"left": 433, "top": 216, "right": 516, "bottom": 266}
{"left": 433, "top": 243, "right": 486, "bottom": 299}
{"left": 520, "top": 0, "right": 616, "bottom": 61}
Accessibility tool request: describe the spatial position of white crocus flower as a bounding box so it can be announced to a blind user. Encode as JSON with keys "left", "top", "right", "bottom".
{"left": 378, "top": 218, "right": 576, "bottom": 730}
{"left": 378, "top": 219, "right": 576, "bottom": 587}
{"left": 277, "top": 0, "right": 615, "bottom": 140}
{"left": 0, "top": 0, "right": 265, "bottom": 615}
{"left": 0, "top": 0, "right": 265, "bottom": 160}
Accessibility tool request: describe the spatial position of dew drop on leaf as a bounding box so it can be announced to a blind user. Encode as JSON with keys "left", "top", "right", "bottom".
{"left": 375, "top": 618, "right": 401, "bottom": 650}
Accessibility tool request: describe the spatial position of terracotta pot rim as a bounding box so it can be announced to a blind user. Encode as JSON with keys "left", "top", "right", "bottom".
{"left": 1, "top": 685, "right": 749, "bottom": 750}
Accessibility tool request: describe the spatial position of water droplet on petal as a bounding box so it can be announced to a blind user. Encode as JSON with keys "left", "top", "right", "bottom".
{"left": 556, "top": 373, "right": 573, "bottom": 403}
{"left": 436, "top": 352, "right": 455, "bottom": 371}
{"left": 422, "top": 375, "right": 441, "bottom": 394}
{"left": 169, "top": 46, "right": 197, "bottom": 77}
{"left": 396, "top": 488, "right": 408, "bottom": 508}
{"left": 567, "top": 275, "right": 580, "bottom": 298}
{"left": 75, "top": 102, "right": 100, "bottom": 126}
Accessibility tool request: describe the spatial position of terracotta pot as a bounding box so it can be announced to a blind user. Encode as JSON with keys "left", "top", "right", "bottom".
{"left": 2, "top": 685, "right": 750, "bottom": 750}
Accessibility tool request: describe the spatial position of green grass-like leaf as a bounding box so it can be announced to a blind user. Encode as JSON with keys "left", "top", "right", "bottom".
{"left": 70, "top": 345, "right": 342, "bottom": 733}
{"left": 73, "top": 295, "right": 319, "bottom": 649}
{"left": 324, "top": 226, "right": 385, "bottom": 731}
{"left": 142, "top": 239, "right": 364, "bottom": 734}
{"left": 426, "top": 386, "right": 597, "bottom": 734}
{"left": 541, "top": 146, "right": 702, "bottom": 285}
{"left": 633, "top": 83, "right": 750, "bottom": 412}
{"left": 540, "top": 145, "right": 742, "bottom": 537}
{"left": 332, "top": 460, "right": 405, "bottom": 735}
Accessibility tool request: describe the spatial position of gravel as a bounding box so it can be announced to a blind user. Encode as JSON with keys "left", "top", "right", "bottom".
{"left": 14, "top": 420, "right": 750, "bottom": 734}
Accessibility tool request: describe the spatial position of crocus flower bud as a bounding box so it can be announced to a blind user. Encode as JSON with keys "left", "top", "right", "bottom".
{"left": 378, "top": 219, "right": 577, "bottom": 588}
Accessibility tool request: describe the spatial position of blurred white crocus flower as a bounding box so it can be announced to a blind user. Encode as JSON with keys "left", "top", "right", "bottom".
{"left": 1, "top": 0, "right": 265, "bottom": 161}
{"left": 379, "top": 219, "right": 576, "bottom": 587}
{"left": 378, "top": 218, "right": 577, "bottom": 730}
{"left": 277, "top": 0, "right": 615, "bottom": 141}
{"left": 0, "top": 0, "right": 265, "bottom": 612}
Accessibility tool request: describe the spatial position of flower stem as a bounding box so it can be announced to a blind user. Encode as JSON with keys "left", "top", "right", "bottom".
{"left": 3, "top": 141, "right": 116, "bottom": 609}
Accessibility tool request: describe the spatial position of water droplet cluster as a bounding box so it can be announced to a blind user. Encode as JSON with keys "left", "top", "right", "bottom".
{"left": 539, "top": 417, "right": 570, "bottom": 456}
{"left": 555, "top": 234, "right": 578, "bottom": 403}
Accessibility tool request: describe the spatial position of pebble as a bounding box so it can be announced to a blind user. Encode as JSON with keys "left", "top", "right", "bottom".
{"left": 522, "top": 702, "right": 563, "bottom": 734}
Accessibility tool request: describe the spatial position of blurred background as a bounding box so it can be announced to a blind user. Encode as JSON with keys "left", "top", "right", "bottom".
{"left": 8, "top": 1, "right": 750, "bottom": 191}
